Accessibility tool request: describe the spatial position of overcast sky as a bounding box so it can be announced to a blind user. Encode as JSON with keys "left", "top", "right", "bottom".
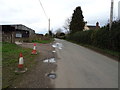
{"left": 0, "top": 0, "right": 119, "bottom": 34}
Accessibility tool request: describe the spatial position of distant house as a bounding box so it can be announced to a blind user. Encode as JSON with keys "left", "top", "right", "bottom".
{"left": 83, "top": 22, "right": 100, "bottom": 31}
{"left": 0, "top": 24, "right": 35, "bottom": 43}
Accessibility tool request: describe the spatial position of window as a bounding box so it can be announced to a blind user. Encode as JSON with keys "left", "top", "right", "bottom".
{"left": 16, "top": 33, "right": 22, "bottom": 38}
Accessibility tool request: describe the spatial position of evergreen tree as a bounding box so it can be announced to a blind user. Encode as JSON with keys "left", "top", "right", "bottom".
{"left": 70, "top": 6, "right": 85, "bottom": 34}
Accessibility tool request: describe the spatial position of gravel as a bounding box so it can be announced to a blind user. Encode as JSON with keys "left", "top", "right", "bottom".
{"left": 11, "top": 42, "right": 57, "bottom": 88}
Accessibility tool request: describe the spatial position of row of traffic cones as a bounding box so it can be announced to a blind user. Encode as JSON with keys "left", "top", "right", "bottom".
{"left": 15, "top": 43, "right": 37, "bottom": 73}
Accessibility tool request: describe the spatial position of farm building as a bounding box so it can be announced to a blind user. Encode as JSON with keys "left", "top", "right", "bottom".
{"left": 0, "top": 24, "right": 35, "bottom": 43}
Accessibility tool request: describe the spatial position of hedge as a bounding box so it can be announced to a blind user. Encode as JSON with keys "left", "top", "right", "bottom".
{"left": 66, "top": 20, "right": 120, "bottom": 52}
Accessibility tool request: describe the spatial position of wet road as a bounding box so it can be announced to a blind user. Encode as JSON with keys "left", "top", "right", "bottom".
{"left": 54, "top": 39, "right": 118, "bottom": 88}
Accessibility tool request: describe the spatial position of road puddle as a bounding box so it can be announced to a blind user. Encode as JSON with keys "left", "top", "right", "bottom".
{"left": 47, "top": 73, "right": 56, "bottom": 79}
{"left": 52, "top": 45, "right": 57, "bottom": 48}
{"left": 52, "top": 51, "right": 56, "bottom": 53}
{"left": 52, "top": 43, "right": 63, "bottom": 49}
{"left": 15, "top": 42, "right": 22, "bottom": 45}
{"left": 58, "top": 47, "right": 62, "bottom": 49}
{"left": 43, "top": 58, "right": 56, "bottom": 63}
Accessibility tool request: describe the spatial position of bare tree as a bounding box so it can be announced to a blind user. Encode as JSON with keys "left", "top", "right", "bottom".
{"left": 55, "top": 28, "right": 63, "bottom": 34}
{"left": 63, "top": 18, "right": 71, "bottom": 34}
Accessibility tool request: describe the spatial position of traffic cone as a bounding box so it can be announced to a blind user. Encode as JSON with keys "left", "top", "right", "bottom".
{"left": 31, "top": 43, "right": 37, "bottom": 54}
{"left": 18, "top": 53, "right": 24, "bottom": 69}
{"left": 15, "top": 53, "right": 27, "bottom": 73}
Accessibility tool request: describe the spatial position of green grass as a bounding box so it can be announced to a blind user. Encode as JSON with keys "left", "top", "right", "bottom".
{"left": 32, "top": 38, "right": 54, "bottom": 44}
{"left": 2, "top": 42, "right": 38, "bottom": 88}
{"left": 83, "top": 45, "right": 120, "bottom": 59}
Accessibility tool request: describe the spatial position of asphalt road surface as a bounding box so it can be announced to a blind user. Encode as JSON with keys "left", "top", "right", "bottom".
{"left": 54, "top": 39, "right": 118, "bottom": 88}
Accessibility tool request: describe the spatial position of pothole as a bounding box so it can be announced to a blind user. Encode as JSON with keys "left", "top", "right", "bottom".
{"left": 47, "top": 73, "right": 56, "bottom": 79}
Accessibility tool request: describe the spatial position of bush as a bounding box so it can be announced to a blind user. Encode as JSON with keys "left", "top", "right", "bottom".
{"left": 92, "top": 28, "right": 110, "bottom": 49}
{"left": 110, "top": 21, "right": 120, "bottom": 52}
{"left": 68, "top": 30, "right": 93, "bottom": 45}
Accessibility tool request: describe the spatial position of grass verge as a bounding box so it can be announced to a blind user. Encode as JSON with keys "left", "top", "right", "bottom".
{"left": 2, "top": 42, "right": 38, "bottom": 88}
{"left": 66, "top": 39, "right": 120, "bottom": 61}
{"left": 32, "top": 38, "right": 54, "bottom": 44}
{"left": 83, "top": 45, "right": 120, "bottom": 61}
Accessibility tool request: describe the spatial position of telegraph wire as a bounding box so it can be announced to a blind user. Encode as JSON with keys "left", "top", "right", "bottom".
{"left": 38, "top": 0, "right": 48, "bottom": 20}
{"left": 38, "top": 0, "right": 51, "bottom": 32}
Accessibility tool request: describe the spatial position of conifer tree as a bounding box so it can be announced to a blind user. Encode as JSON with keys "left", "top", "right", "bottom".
{"left": 70, "top": 6, "right": 85, "bottom": 34}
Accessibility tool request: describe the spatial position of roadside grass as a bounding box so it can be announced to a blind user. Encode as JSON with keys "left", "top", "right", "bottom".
{"left": 66, "top": 39, "right": 120, "bottom": 61}
{"left": 2, "top": 42, "right": 38, "bottom": 88}
{"left": 32, "top": 38, "right": 54, "bottom": 44}
{"left": 83, "top": 45, "right": 120, "bottom": 60}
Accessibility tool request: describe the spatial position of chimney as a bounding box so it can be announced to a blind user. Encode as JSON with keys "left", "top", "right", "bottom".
{"left": 96, "top": 22, "right": 99, "bottom": 27}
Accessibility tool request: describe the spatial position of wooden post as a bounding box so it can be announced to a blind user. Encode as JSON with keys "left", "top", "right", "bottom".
{"left": 48, "top": 18, "right": 50, "bottom": 33}
{"left": 109, "top": 0, "right": 114, "bottom": 30}
{"left": 11, "top": 31, "right": 15, "bottom": 43}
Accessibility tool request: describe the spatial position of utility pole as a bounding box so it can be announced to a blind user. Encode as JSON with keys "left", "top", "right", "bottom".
{"left": 109, "top": 0, "right": 114, "bottom": 30}
{"left": 48, "top": 18, "right": 50, "bottom": 33}
{"left": 118, "top": 1, "right": 120, "bottom": 20}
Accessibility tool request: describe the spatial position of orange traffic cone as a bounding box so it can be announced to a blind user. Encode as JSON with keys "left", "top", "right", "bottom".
{"left": 18, "top": 53, "right": 24, "bottom": 68}
{"left": 32, "top": 43, "right": 37, "bottom": 54}
{"left": 15, "top": 53, "right": 27, "bottom": 73}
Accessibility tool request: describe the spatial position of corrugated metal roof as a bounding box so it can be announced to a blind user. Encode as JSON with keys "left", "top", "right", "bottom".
{"left": 0, "top": 24, "right": 35, "bottom": 32}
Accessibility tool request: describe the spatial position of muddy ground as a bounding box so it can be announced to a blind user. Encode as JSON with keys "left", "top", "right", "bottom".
{"left": 11, "top": 42, "right": 57, "bottom": 88}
